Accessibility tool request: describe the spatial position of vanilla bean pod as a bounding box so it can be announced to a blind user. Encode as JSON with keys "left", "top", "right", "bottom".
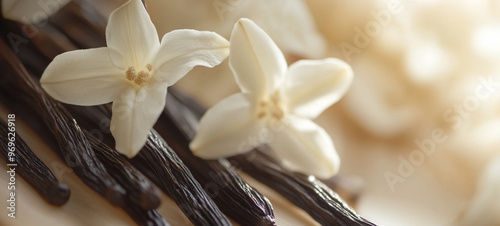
{"left": 157, "top": 94, "right": 276, "bottom": 226}
{"left": 232, "top": 151, "right": 376, "bottom": 226}
{"left": 9, "top": 96, "right": 165, "bottom": 221}
{"left": 0, "top": 39, "right": 126, "bottom": 206}
{"left": 122, "top": 199, "right": 170, "bottom": 226}
{"left": 84, "top": 130, "right": 161, "bottom": 210}
{"left": 130, "top": 130, "right": 231, "bottom": 226}
{"left": 0, "top": 119, "right": 70, "bottom": 206}
{"left": 168, "top": 89, "right": 376, "bottom": 225}
{"left": 71, "top": 103, "right": 232, "bottom": 225}
{"left": 59, "top": 106, "right": 167, "bottom": 223}
{"left": 48, "top": 1, "right": 106, "bottom": 49}
{"left": 0, "top": 81, "right": 166, "bottom": 225}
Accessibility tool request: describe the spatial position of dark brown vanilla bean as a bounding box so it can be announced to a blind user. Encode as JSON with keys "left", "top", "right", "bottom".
{"left": 122, "top": 199, "right": 170, "bottom": 226}
{"left": 167, "top": 89, "right": 376, "bottom": 226}
{"left": 0, "top": 39, "right": 126, "bottom": 206}
{"left": 0, "top": 80, "right": 169, "bottom": 225}
{"left": 84, "top": 130, "right": 161, "bottom": 210}
{"left": 232, "top": 151, "right": 376, "bottom": 226}
{"left": 130, "top": 130, "right": 231, "bottom": 226}
{"left": 0, "top": 95, "right": 168, "bottom": 223}
{"left": 323, "top": 175, "right": 364, "bottom": 208}
{"left": 0, "top": 119, "right": 70, "bottom": 206}
{"left": 48, "top": 1, "right": 106, "bottom": 49}
{"left": 67, "top": 103, "right": 231, "bottom": 225}
{"left": 158, "top": 94, "right": 276, "bottom": 226}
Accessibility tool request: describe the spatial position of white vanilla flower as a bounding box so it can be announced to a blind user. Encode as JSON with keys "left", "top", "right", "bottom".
{"left": 190, "top": 18, "right": 353, "bottom": 179}
{"left": 40, "top": 0, "right": 229, "bottom": 157}
{"left": 2, "top": 0, "right": 70, "bottom": 24}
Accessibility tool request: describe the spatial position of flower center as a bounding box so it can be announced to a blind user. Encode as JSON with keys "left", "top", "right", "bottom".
{"left": 257, "top": 92, "right": 285, "bottom": 120}
{"left": 126, "top": 64, "right": 152, "bottom": 86}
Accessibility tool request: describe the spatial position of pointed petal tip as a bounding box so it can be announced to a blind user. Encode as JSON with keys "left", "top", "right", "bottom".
{"left": 236, "top": 18, "right": 253, "bottom": 26}
{"left": 190, "top": 134, "right": 229, "bottom": 159}
{"left": 113, "top": 127, "right": 148, "bottom": 159}
{"left": 106, "top": 0, "right": 159, "bottom": 67}
{"left": 286, "top": 149, "right": 340, "bottom": 179}
{"left": 190, "top": 134, "right": 258, "bottom": 160}
{"left": 230, "top": 17, "right": 287, "bottom": 94}
{"left": 284, "top": 57, "right": 354, "bottom": 118}
{"left": 188, "top": 139, "right": 200, "bottom": 154}
{"left": 109, "top": 86, "right": 166, "bottom": 160}
{"left": 116, "top": 145, "right": 141, "bottom": 159}
{"left": 331, "top": 57, "right": 355, "bottom": 98}
{"left": 315, "top": 156, "right": 341, "bottom": 179}
{"left": 269, "top": 116, "right": 341, "bottom": 179}
{"left": 188, "top": 93, "right": 260, "bottom": 159}
{"left": 39, "top": 48, "right": 127, "bottom": 106}
{"left": 189, "top": 142, "right": 220, "bottom": 160}
{"left": 152, "top": 29, "right": 230, "bottom": 85}
{"left": 309, "top": 141, "right": 341, "bottom": 179}
{"left": 124, "top": 148, "right": 139, "bottom": 159}
{"left": 322, "top": 57, "right": 354, "bottom": 80}
{"left": 208, "top": 30, "right": 230, "bottom": 47}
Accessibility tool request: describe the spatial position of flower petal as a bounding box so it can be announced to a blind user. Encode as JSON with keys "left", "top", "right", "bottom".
{"left": 110, "top": 83, "right": 167, "bottom": 157}
{"left": 269, "top": 116, "right": 340, "bottom": 179}
{"left": 40, "top": 47, "right": 128, "bottom": 106}
{"left": 190, "top": 93, "right": 264, "bottom": 159}
{"left": 229, "top": 18, "right": 287, "bottom": 96}
{"left": 284, "top": 58, "right": 353, "bottom": 119}
{"left": 152, "top": 29, "right": 229, "bottom": 85}
{"left": 2, "top": 0, "right": 70, "bottom": 24}
{"left": 106, "top": 0, "right": 159, "bottom": 68}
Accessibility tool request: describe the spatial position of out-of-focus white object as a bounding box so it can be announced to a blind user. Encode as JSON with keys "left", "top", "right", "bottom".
{"left": 311, "top": 0, "right": 500, "bottom": 138}
{"left": 1, "top": 0, "right": 70, "bottom": 24}
{"left": 459, "top": 153, "right": 500, "bottom": 225}
{"left": 147, "top": 0, "right": 327, "bottom": 58}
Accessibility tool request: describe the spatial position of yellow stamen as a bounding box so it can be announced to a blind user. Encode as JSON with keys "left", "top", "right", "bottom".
{"left": 126, "top": 67, "right": 136, "bottom": 81}
{"left": 134, "top": 71, "right": 150, "bottom": 86}
{"left": 125, "top": 65, "right": 153, "bottom": 87}
{"left": 257, "top": 92, "right": 285, "bottom": 120}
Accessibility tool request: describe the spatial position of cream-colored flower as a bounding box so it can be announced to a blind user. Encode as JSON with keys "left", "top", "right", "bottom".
{"left": 40, "top": 0, "right": 229, "bottom": 157}
{"left": 190, "top": 18, "right": 353, "bottom": 179}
